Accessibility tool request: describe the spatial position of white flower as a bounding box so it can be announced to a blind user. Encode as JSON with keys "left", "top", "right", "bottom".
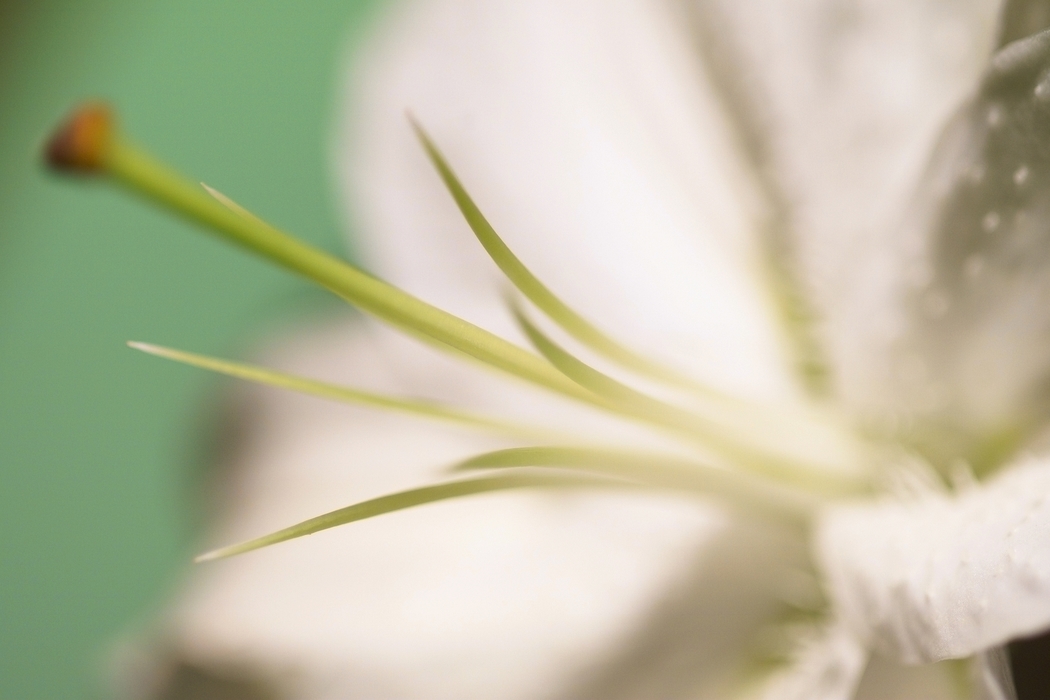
{"left": 92, "top": 1, "right": 1050, "bottom": 699}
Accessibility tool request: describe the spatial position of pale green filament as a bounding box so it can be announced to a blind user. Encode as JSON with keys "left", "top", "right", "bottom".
{"left": 129, "top": 341, "right": 554, "bottom": 438}
{"left": 195, "top": 470, "right": 639, "bottom": 561}
{"left": 200, "top": 183, "right": 268, "bottom": 226}
{"left": 510, "top": 299, "right": 864, "bottom": 495}
{"left": 415, "top": 119, "right": 828, "bottom": 400}
{"left": 106, "top": 136, "right": 590, "bottom": 403}
{"left": 413, "top": 121, "right": 862, "bottom": 490}
{"left": 453, "top": 446, "right": 817, "bottom": 521}
{"left": 200, "top": 164, "right": 861, "bottom": 492}
{"left": 48, "top": 114, "right": 872, "bottom": 562}
{"left": 413, "top": 120, "right": 732, "bottom": 399}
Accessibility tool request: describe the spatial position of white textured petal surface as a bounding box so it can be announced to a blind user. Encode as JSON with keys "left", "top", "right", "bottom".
{"left": 158, "top": 319, "right": 720, "bottom": 700}
{"left": 687, "top": 0, "right": 1001, "bottom": 410}
{"left": 817, "top": 457, "right": 1050, "bottom": 664}
{"left": 336, "top": 0, "right": 794, "bottom": 400}
{"left": 849, "top": 30, "right": 1050, "bottom": 460}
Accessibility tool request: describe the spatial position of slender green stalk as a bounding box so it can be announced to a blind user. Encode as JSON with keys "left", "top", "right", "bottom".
{"left": 106, "top": 137, "right": 593, "bottom": 401}
{"left": 510, "top": 299, "right": 865, "bottom": 495}
{"left": 453, "top": 446, "right": 818, "bottom": 521}
{"left": 413, "top": 119, "right": 731, "bottom": 398}
{"left": 44, "top": 106, "right": 599, "bottom": 405}
{"left": 195, "top": 470, "right": 636, "bottom": 561}
{"left": 44, "top": 104, "right": 864, "bottom": 564}
{"left": 130, "top": 341, "right": 554, "bottom": 438}
{"left": 200, "top": 152, "right": 863, "bottom": 493}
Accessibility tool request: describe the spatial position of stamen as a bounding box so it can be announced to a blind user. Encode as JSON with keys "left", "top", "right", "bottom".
{"left": 453, "top": 446, "right": 818, "bottom": 521}
{"left": 194, "top": 470, "right": 638, "bottom": 561}
{"left": 510, "top": 298, "right": 864, "bottom": 495}
{"left": 46, "top": 103, "right": 866, "bottom": 564}
{"left": 414, "top": 121, "right": 867, "bottom": 489}
{"left": 412, "top": 119, "right": 727, "bottom": 398}
{"left": 129, "top": 341, "right": 554, "bottom": 438}
{"left": 45, "top": 103, "right": 114, "bottom": 174}
{"left": 200, "top": 183, "right": 267, "bottom": 226}
{"left": 44, "top": 104, "right": 589, "bottom": 403}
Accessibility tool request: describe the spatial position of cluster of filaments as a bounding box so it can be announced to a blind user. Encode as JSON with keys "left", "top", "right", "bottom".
{"left": 47, "top": 104, "right": 874, "bottom": 563}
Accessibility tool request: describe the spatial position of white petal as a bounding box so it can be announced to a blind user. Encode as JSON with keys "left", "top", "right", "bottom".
{"left": 817, "top": 456, "right": 1050, "bottom": 664}
{"left": 562, "top": 520, "right": 817, "bottom": 700}
{"left": 147, "top": 319, "right": 721, "bottom": 700}
{"left": 850, "top": 30, "right": 1050, "bottom": 460}
{"left": 335, "top": 0, "right": 794, "bottom": 400}
{"left": 686, "top": 0, "right": 1001, "bottom": 409}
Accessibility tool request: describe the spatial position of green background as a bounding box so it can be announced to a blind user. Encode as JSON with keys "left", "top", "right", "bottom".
{"left": 0, "top": 2, "right": 380, "bottom": 697}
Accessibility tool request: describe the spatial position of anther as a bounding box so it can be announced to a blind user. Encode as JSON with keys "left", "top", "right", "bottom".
{"left": 45, "top": 102, "right": 114, "bottom": 174}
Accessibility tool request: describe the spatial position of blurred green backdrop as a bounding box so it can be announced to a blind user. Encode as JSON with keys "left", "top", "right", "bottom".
{"left": 0, "top": 2, "right": 380, "bottom": 697}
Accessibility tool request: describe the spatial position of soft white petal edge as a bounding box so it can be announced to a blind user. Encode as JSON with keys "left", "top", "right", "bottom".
{"left": 335, "top": 0, "right": 796, "bottom": 401}
{"left": 817, "top": 456, "right": 1050, "bottom": 664}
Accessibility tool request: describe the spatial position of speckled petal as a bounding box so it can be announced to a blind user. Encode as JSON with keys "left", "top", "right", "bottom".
{"left": 686, "top": 0, "right": 1000, "bottom": 410}
{"left": 842, "top": 29, "right": 1050, "bottom": 461}
{"left": 817, "top": 457, "right": 1050, "bottom": 664}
